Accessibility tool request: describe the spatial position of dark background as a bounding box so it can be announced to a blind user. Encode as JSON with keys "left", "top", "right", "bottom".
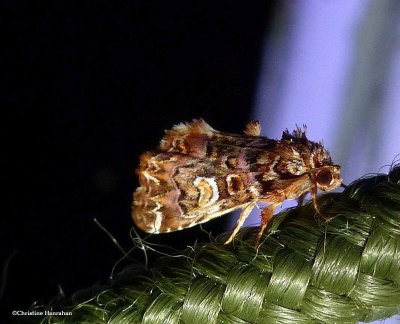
{"left": 2, "top": 1, "right": 280, "bottom": 319}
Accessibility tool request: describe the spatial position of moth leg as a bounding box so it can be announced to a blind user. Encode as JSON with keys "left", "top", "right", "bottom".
{"left": 311, "top": 185, "right": 333, "bottom": 224}
{"left": 310, "top": 184, "right": 322, "bottom": 215}
{"left": 297, "top": 192, "right": 307, "bottom": 207}
{"left": 256, "top": 203, "right": 278, "bottom": 246}
{"left": 243, "top": 120, "right": 261, "bottom": 137}
{"left": 224, "top": 201, "right": 257, "bottom": 244}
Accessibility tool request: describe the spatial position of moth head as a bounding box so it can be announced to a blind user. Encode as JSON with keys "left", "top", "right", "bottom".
{"left": 313, "top": 165, "right": 342, "bottom": 192}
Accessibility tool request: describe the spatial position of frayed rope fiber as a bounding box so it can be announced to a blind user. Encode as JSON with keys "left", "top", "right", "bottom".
{"left": 41, "top": 166, "right": 400, "bottom": 323}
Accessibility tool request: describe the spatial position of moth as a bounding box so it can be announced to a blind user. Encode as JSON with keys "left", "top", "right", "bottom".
{"left": 132, "top": 119, "right": 342, "bottom": 245}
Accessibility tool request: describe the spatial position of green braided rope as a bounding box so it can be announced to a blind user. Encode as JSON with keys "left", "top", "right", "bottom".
{"left": 39, "top": 166, "right": 400, "bottom": 323}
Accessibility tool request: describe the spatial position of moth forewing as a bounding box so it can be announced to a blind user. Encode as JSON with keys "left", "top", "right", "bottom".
{"left": 132, "top": 119, "right": 342, "bottom": 245}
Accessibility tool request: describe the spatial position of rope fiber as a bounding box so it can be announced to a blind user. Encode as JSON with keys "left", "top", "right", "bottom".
{"left": 39, "top": 165, "right": 400, "bottom": 323}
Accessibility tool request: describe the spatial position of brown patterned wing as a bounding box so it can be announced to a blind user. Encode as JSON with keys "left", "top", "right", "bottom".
{"left": 133, "top": 119, "right": 281, "bottom": 233}
{"left": 132, "top": 148, "right": 258, "bottom": 233}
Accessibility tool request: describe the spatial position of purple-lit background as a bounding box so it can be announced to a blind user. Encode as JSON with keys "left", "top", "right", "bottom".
{"left": 241, "top": 1, "right": 400, "bottom": 322}
{"left": 3, "top": 1, "right": 399, "bottom": 321}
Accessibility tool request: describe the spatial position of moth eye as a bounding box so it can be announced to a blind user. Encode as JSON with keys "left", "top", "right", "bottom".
{"left": 316, "top": 170, "right": 333, "bottom": 186}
